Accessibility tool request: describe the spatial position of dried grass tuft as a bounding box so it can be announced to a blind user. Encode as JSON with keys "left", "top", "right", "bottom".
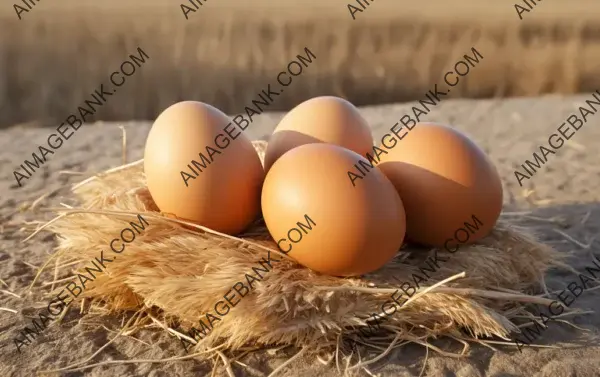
{"left": 31, "top": 140, "right": 565, "bottom": 372}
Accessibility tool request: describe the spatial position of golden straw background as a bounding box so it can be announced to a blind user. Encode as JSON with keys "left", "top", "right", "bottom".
{"left": 1, "top": 0, "right": 600, "bottom": 127}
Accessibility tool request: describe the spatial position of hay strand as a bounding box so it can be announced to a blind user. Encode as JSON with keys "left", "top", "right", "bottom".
{"left": 267, "top": 347, "right": 308, "bottom": 377}
{"left": 0, "top": 289, "right": 21, "bottom": 299}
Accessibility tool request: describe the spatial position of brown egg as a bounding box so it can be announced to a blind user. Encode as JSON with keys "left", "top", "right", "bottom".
{"left": 144, "top": 101, "right": 264, "bottom": 235}
{"left": 263, "top": 96, "right": 374, "bottom": 172}
{"left": 377, "top": 122, "right": 503, "bottom": 247}
{"left": 261, "top": 143, "right": 406, "bottom": 277}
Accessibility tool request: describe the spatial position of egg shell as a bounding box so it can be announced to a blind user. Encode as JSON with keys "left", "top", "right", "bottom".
{"left": 377, "top": 122, "right": 503, "bottom": 247}
{"left": 261, "top": 143, "right": 406, "bottom": 277}
{"left": 144, "top": 101, "right": 264, "bottom": 235}
{"left": 263, "top": 96, "right": 374, "bottom": 172}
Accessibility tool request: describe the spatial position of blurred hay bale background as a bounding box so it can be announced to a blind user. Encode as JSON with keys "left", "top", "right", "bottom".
{"left": 1, "top": 0, "right": 600, "bottom": 128}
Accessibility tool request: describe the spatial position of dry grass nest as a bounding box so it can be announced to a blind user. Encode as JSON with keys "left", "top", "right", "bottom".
{"left": 28, "top": 140, "right": 570, "bottom": 374}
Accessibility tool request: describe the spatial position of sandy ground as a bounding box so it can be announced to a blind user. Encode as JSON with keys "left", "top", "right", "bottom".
{"left": 1, "top": 95, "right": 600, "bottom": 376}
